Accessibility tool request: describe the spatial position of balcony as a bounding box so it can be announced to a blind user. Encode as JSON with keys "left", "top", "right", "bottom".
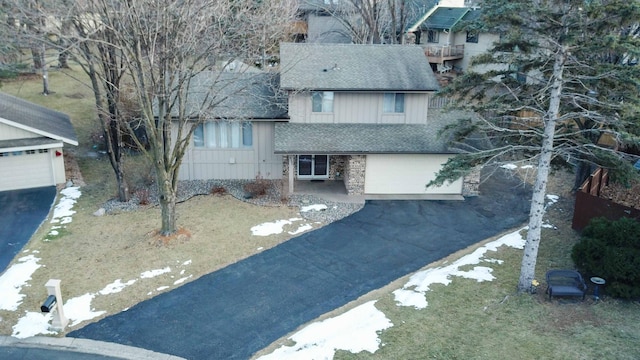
{"left": 423, "top": 44, "right": 465, "bottom": 64}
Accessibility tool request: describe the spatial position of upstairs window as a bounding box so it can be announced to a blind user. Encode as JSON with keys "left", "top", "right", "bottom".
{"left": 383, "top": 93, "right": 405, "bottom": 113}
{"left": 312, "top": 91, "right": 334, "bottom": 112}
{"left": 194, "top": 121, "right": 253, "bottom": 148}
{"left": 466, "top": 31, "right": 478, "bottom": 43}
{"left": 427, "top": 30, "right": 439, "bottom": 43}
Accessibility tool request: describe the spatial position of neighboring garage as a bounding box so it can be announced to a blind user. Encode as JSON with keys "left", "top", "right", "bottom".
{"left": 0, "top": 92, "right": 77, "bottom": 192}
{"left": 364, "top": 153, "right": 463, "bottom": 197}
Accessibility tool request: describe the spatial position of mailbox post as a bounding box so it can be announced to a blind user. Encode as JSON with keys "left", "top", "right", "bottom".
{"left": 44, "top": 279, "right": 68, "bottom": 331}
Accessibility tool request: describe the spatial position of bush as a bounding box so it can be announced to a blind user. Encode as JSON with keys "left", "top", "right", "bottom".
{"left": 243, "top": 174, "right": 270, "bottom": 198}
{"left": 572, "top": 217, "right": 640, "bottom": 299}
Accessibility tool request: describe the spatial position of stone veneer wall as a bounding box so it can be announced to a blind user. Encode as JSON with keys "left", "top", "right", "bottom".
{"left": 344, "top": 155, "right": 366, "bottom": 195}
{"left": 462, "top": 166, "right": 481, "bottom": 196}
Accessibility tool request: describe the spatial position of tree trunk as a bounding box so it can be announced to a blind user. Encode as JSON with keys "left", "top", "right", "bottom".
{"left": 158, "top": 172, "right": 177, "bottom": 235}
{"left": 517, "top": 48, "right": 567, "bottom": 293}
{"left": 31, "top": 46, "right": 43, "bottom": 70}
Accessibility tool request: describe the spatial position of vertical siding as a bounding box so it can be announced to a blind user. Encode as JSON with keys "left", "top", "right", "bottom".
{"left": 178, "top": 121, "right": 282, "bottom": 181}
{"left": 288, "top": 92, "right": 430, "bottom": 124}
{"left": 460, "top": 32, "right": 499, "bottom": 71}
{"left": 0, "top": 122, "right": 39, "bottom": 140}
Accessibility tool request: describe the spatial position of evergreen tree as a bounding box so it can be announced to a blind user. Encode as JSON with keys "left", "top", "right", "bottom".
{"left": 431, "top": 0, "right": 640, "bottom": 293}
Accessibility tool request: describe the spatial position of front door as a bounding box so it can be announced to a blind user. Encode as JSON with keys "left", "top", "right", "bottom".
{"left": 297, "top": 155, "right": 329, "bottom": 179}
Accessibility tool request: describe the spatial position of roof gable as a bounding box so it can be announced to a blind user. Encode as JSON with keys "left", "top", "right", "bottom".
{"left": 421, "top": 7, "right": 469, "bottom": 30}
{"left": 280, "top": 43, "right": 440, "bottom": 91}
{"left": 0, "top": 92, "right": 78, "bottom": 145}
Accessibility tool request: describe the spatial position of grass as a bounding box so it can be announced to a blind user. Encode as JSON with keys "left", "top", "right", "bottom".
{"left": 254, "top": 180, "right": 640, "bottom": 360}
{"left": 3, "top": 65, "right": 640, "bottom": 359}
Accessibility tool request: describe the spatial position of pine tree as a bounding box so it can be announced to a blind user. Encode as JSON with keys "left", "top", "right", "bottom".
{"left": 431, "top": 0, "right": 640, "bottom": 293}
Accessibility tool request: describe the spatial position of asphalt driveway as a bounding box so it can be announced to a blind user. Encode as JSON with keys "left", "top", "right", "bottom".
{"left": 69, "top": 173, "right": 531, "bottom": 359}
{"left": 0, "top": 187, "right": 57, "bottom": 273}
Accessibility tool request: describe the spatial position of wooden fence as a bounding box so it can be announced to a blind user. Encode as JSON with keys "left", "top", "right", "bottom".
{"left": 572, "top": 167, "right": 640, "bottom": 230}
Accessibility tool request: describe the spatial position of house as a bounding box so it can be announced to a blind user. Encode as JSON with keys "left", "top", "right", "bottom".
{"left": 293, "top": 0, "right": 352, "bottom": 44}
{"left": 407, "top": 6, "right": 498, "bottom": 73}
{"left": 0, "top": 92, "right": 77, "bottom": 192}
{"left": 178, "top": 72, "right": 288, "bottom": 181}
{"left": 276, "top": 42, "right": 473, "bottom": 199}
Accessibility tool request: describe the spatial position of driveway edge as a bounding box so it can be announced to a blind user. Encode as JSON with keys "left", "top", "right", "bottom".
{"left": 0, "top": 336, "right": 185, "bottom": 360}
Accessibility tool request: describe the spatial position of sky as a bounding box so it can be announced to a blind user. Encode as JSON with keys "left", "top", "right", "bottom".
{"left": 0, "top": 164, "right": 556, "bottom": 359}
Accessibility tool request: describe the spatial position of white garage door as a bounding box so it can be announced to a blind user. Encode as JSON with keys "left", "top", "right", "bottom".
{"left": 0, "top": 151, "right": 54, "bottom": 191}
{"left": 364, "top": 154, "right": 463, "bottom": 195}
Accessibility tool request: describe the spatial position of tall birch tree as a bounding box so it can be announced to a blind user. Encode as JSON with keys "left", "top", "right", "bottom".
{"left": 430, "top": 0, "right": 640, "bottom": 293}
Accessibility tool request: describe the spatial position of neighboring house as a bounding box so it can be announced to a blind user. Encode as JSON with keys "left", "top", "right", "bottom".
{"left": 407, "top": 6, "right": 498, "bottom": 72}
{"left": 178, "top": 72, "right": 288, "bottom": 181}
{"left": 294, "top": 0, "right": 352, "bottom": 44}
{"left": 276, "top": 42, "right": 472, "bottom": 199}
{"left": 0, "top": 92, "right": 77, "bottom": 192}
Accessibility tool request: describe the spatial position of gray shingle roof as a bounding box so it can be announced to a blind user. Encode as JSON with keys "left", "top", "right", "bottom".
{"left": 177, "top": 71, "right": 288, "bottom": 120}
{"left": 275, "top": 108, "right": 474, "bottom": 154}
{"left": 275, "top": 123, "right": 449, "bottom": 154}
{"left": 0, "top": 92, "right": 77, "bottom": 145}
{"left": 280, "top": 43, "right": 440, "bottom": 91}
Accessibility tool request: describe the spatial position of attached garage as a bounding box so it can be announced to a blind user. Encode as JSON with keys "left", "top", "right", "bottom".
{"left": 364, "top": 154, "right": 462, "bottom": 196}
{"left": 0, "top": 92, "right": 77, "bottom": 192}
{"left": 0, "top": 150, "right": 54, "bottom": 190}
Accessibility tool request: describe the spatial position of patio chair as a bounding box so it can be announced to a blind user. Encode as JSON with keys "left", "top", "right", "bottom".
{"left": 545, "top": 269, "right": 587, "bottom": 300}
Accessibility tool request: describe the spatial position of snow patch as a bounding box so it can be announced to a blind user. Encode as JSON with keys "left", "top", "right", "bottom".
{"left": 258, "top": 301, "right": 392, "bottom": 359}
{"left": 140, "top": 267, "right": 171, "bottom": 278}
{"left": 0, "top": 255, "right": 42, "bottom": 311}
{"left": 251, "top": 218, "right": 304, "bottom": 236}
{"left": 300, "top": 204, "right": 327, "bottom": 212}
{"left": 393, "top": 227, "right": 527, "bottom": 309}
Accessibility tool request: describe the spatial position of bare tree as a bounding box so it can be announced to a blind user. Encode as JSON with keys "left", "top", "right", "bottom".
{"left": 315, "top": 0, "right": 412, "bottom": 44}
{"left": 87, "top": 0, "right": 296, "bottom": 235}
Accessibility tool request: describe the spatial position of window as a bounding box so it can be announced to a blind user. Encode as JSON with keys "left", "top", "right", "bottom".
{"left": 26, "top": 150, "right": 36, "bottom": 155}
{"left": 383, "top": 93, "right": 405, "bottom": 113}
{"left": 194, "top": 121, "right": 253, "bottom": 148}
{"left": 466, "top": 31, "right": 478, "bottom": 43}
{"left": 427, "top": 30, "right": 439, "bottom": 43}
{"left": 312, "top": 91, "right": 334, "bottom": 112}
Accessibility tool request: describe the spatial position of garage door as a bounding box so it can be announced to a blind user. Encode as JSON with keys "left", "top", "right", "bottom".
{"left": 0, "top": 150, "right": 54, "bottom": 191}
{"left": 364, "top": 154, "right": 462, "bottom": 195}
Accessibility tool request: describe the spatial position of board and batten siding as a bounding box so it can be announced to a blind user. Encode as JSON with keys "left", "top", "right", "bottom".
{"left": 287, "top": 92, "right": 429, "bottom": 124}
{"left": 0, "top": 122, "right": 39, "bottom": 140}
{"left": 178, "top": 121, "right": 282, "bottom": 181}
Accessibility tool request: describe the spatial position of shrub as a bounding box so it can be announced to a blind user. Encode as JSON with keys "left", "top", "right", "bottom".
{"left": 243, "top": 174, "right": 270, "bottom": 198}
{"left": 210, "top": 186, "right": 226, "bottom": 195}
{"left": 572, "top": 217, "right": 640, "bottom": 299}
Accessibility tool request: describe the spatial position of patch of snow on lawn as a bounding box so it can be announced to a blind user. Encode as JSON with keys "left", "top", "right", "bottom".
{"left": 0, "top": 254, "right": 42, "bottom": 311}
{"left": 65, "top": 293, "right": 106, "bottom": 327}
{"left": 500, "top": 164, "right": 518, "bottom": 170}
{"left": 11, "top": 312, "right": 54, "bottom": 338}
{"left": 300, "top": 204, "right": 327, "bottom": 212}
{"left": 49, "top": 187, "right": 81, "bottom": 225}
{"left": 174, "top": 275, "right": 192, "bottom": 285}
{"left": 288, "top": 223, "right": 313, "bottom": 235}
{"left": 99, "top": 279, "right": 137, "bottom": 295}
{"left": 258, "top": 301, "right": 392, "bottom": 360}
{"left": 140, "top": 267, "right": 171, "bottom": 278}
{"left": 45, "top": 187, "right": 81, "bottom": 239}
{"left": 393, "top": 227, "right": 527, "bottom": 309}
{"left": 251, "top": 218, "right": 303, "bottom": 236}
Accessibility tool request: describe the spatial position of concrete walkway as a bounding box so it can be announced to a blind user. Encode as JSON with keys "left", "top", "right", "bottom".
{"left": 68, "top": 171, "right": 531, "bottom": 360}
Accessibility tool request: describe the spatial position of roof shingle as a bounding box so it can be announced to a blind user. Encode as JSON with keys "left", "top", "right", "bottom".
{"left": 280, "top": 43, "right": 440, "bottom": 91}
